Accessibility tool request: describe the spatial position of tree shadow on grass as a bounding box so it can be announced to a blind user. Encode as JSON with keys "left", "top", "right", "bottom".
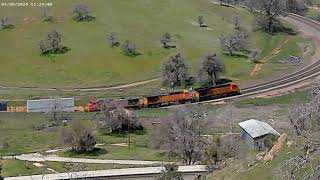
{"left": 110, "top": 42, "right": 120, "bottom": 48}
{"left": 220, "top": 4, "right": 235, "bottom": 8}
{"left": 100, "top": 129, "right": 147, "bottom": 137}
{"left": 163, "top": 45, "right": 177, "bottom": 49}
{"left": 1, "top": 24, "right": 15, "bottom": 30}
{"left": 279, "top": 26, "right": 297, "bottom": 36}
{"left": 199, "top": 24, "right": 208, "bottom": 28}
{"left": 122, "top": 51, "right": 143, "bottom": 58}
{"left": 41, "top": 46, "right": 71, "bottom": 60}
{"left": 66, "top": 147, "right": 108, "bottom": 157}
{"left": 255, "top": 23, "right": 297, "bottom": 36}
{"left": 222, "top": 52, "right": 249, "bottom": 58}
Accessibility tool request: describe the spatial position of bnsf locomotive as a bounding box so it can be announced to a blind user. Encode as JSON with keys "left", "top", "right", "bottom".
{"left": 85, "top": 79, "right": 241, "bottom": 111}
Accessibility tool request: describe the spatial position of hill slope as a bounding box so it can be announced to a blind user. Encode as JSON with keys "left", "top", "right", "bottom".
{"left": 0, "top": 0, "right": 302, "bottom": 88}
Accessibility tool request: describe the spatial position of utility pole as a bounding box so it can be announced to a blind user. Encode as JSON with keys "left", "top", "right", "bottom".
{"left": 128, "top": 117, "right": 131, "bottom": 149}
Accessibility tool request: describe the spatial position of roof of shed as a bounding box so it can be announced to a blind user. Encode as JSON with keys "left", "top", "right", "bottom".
{"left": 238, "top": 119, "right": 280, "bottom": 139}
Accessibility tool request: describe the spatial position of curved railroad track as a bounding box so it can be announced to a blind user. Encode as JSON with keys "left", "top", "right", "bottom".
{"left": 3, "top": 14, "right": 320, "bottom": 110}
{"left": 171, "top": 13, "right": 320, "bottom": 107}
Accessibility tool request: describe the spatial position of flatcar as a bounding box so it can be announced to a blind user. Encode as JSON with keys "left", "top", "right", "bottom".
{"left": 141, "top": 90, "right": 199, "bottom": 108}
{"left": 196, "top": 81, "right": 241, "bottom": 101}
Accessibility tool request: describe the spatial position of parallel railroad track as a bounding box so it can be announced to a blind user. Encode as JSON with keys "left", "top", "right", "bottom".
{"left": 171, "top": 14, "right": 320, "bottom": 107}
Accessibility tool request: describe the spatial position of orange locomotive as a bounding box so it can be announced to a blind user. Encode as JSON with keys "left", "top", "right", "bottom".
{"left": 195, "top": 81, "right": 241, "bottom": 101}
{"left": 141, "top": 90, "right": 200, "bottom": 108}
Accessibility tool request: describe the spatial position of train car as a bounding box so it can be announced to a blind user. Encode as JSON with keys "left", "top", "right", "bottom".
{"left": 124, "top": 97, "right": 143, "bottom": 109}
{"left": 196, "top": 81, "right": 240, "bottom": 101}
{"left": 27, "top": 98, "right": 74, "bottom": 113}
{"left": 141, "top": 90, "right": 199, "bottom": 108}
{"left": 85, "top": 99, "right": 105, "bottom": 112}
{"left": 85, "top": 98, "right": 143, "bottom": 112}
{"left": 0, "top": 101, "right": 7, "bottom": 111}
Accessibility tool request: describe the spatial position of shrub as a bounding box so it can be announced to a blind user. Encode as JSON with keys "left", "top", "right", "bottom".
{"left": 60, "top": 120, "right": 96, "bottom": 153}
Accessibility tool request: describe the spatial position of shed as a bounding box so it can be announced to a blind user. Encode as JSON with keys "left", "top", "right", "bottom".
{"left": 238, "top": 119, "right": 280, "bottom": 150}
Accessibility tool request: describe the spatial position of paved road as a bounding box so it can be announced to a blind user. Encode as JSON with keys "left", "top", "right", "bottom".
{"left": 4, "top": 165, "right": 207, "bottom": 180}
{"left": 5, "top": 153, "right": 166, "bottom": 165}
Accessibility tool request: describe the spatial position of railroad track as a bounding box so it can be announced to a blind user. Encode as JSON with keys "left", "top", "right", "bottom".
{"left": 172, "top": 14, "right": 320, "bottom": 107}
{"left": 3, "top": 14, "right": 320, "bottom": 111}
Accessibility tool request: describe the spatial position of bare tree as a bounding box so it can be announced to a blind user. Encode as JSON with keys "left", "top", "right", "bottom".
{"left": 0, "top": 164, "right": 3, "bottom": 180}
{"left": 38, "top": 39, "right": 47, "bottom": 54}
{"left": 152, "top": 107, "right": 208, "bottom": 165}
{"left": 198, "top": 16, "right": 205, "bottom": 27}
{"left": 255, "top": 0, "right": 288, "bottom": 33}
{"left": 249, "top": 48, "right": 262, "bottom": 62}
{"left": 287, "top": 0, "right": 308, "bottom": 15}
{"left": 304, "top": 165, "right": 320, "bottom": 180}
{"left": 60, "top": 119, "right": 96, "bottom": 153}
{"left": 220, "top": 103, "right": 236, "bottom": 132}
{"left": 158, "top": 164, "right": 183, "bottom": 180}
{"left": 233, "top": 16, "right": 241, "bottom": 30}
{"left": 226, "top": 0, "right": 232, "bottom": 6}
{"left": 47, "top": 30, "right": 62, "bottom": 52}
{"left": 46, "top": 96, "right": 64, "bottom": 122}
{"left": 107, "top": 32, "right": 119, "bottom": 47}
{"left": 244, "top": 0, "right": 256, "bottom": 12}
{"left": 95, "top": 100, "right": 143, "bottom": 133}
{"left": 122, "top": 40, "right": 137, "bottom": 56}
{"left": 160, "top": 32, "right": 171, "bottom": 48}
{"left": 73, "top": 3, "right": 95, "bottom": 22}
{"left": 160, "top": 53, "right": 189, "bottom": 87}
{"left": 219, "top": 30, "right": 248, "bottom": 55}
{"left": 278, "top": 82, "right": 320, "bottom": 179}
{"left": 0, "top": 17, "right": 11, "bottom": 29}
{"left": 198, "top": 53, "right": 225, "bottom": 86}
{"left": 38, "top": 30, "right": 66, "bottom": 54}
{"left": 41, "top": 8, "right": 53, "bottom": 22}
{"left": 64, "top": 163, "right": 88, "bottom": 179}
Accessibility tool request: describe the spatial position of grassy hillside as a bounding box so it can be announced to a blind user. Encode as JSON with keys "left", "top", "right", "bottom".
{"left": 0, "top": 0, "right": 304, "bottom": 89}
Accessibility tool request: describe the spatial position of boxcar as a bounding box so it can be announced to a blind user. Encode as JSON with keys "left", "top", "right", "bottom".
{"left": 0, "top": 101, "right": 7, "bottom": 111}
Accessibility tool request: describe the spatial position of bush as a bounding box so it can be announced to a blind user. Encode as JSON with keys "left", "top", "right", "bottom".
{"left": 60, "top": 120, "right": 96, "bottom": 153}
{"left": 95, "top": 100, "right": 144, "bottom": 133}
{"left": 122, "top": 40, "right": 138, "bottom": 56}
{"left": 264, "top": 134, "right": 278, "bottom": 149}
{"left": 73, "top": 4, "right": 95, "bottom": 22}
{"left": 158, "top": 164, "right": 183, "bottom": 180}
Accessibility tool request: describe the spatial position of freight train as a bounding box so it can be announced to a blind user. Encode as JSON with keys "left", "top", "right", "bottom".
{"left": 0, "top": 79, "right": 240, "bottom": 112}
{"left": 85, "top": 79, "right": 241, "bottom": 111}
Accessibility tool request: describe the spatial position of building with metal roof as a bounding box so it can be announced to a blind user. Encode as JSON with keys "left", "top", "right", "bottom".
{"left": 238, "top": 119, "right": 280, "bottom": 150}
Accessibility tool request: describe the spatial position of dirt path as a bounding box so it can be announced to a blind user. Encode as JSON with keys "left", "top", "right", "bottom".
{"left": 250, "top": 36, "right": 292, "bottom": 76}
{"left": 0, "top": 78, "right": 160, "bottom": 92}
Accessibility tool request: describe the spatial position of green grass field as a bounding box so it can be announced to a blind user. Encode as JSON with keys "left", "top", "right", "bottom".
{"left": 0, "top": 112, "right": 166, "bottom": 160}
{"left": 0, "top": 0, "right": 305, "bottom": 90}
